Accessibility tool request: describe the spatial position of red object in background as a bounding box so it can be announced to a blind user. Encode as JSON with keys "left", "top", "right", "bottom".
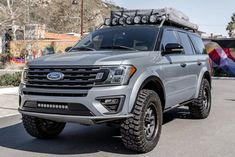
{"left": 208, "top": 49, "right": 221, "bottom": 65}
{"left": 10, "top": 57, "right": 25, "bottom": 64}
{"left": 223, "top": 48, "right": 235, "bottom": 61}
{"left": 208, "top": 58, "right": 213, "bottom": 76}
{"left": 33, "top": 50, "right": 37, "bottom": 59}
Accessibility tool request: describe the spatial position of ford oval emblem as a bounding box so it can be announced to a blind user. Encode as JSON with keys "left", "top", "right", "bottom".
{"left": 47, "top": 72, "right": 64, "bottom": 81}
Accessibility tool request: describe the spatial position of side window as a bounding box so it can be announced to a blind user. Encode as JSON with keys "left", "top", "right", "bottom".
{"left": 161, "top": 30, "right": 179, "bottom": 50}
{"left": 189, "top": 34, "right": 207, "bottom": 54}
{"left": 178, "top": 32, "right": 194, "bottom": 55}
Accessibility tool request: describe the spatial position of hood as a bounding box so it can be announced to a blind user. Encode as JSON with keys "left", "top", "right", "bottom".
{"left": 28, "top": 51, "right": 150, "bottom": 66}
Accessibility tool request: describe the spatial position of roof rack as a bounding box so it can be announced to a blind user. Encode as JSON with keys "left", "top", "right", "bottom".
{"left": 103, "top": 8, "right": 198, "bottom": 32}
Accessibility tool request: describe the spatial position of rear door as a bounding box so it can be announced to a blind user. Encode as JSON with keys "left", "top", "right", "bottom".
{"left": 176, "top": 31, "right": 200, "bottom": 99}
{"left": 189, "top": 34, "right": 209, "bottom": 94}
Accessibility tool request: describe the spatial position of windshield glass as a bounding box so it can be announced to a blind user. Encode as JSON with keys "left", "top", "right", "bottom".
{"left": 70, "top": 25, "right": 159, "bottom": 52}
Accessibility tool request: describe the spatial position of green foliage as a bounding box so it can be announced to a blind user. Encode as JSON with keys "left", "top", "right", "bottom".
{"left": 0, "top": 72, "right": 21, "bottom": 87}
{"left": 213, "top": 67, "right": 232, "bottom": 77}
{"left": 0, "top": 53, "right": 10, "bottom": 68}
{"left": 227, "top": 13, "right": 235, "bottom": 37}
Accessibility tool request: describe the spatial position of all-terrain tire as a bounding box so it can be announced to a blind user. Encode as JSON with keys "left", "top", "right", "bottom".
{"left": 22, "top": 115, "right": 66, "bottom": 139}
{"left": 120, "top": 89, "right": 163, "bottom": 153}
{"left": 189, "top": 79, "right": 211, "bottom": 119}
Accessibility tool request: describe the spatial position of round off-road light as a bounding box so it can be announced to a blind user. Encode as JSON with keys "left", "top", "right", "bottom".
{"left": 150, "top": 15, "right": 158, "bottom": 23}
{"left": 141, "top": 15, "right": 149, "bottom": 23}
{"left": 104, "top": 18, "right": 111, "bottom": 26}
{"left": 112, "top": 18, "right": 119, "bottom": 25}
{"left": 134, "top": 16, "right": 141, "bottom": 24}
{"left": 119, "top": 17, "right": 126, "bottom": 25}
{"left": 126, "top": 17, "right": 134, "bottom": 25}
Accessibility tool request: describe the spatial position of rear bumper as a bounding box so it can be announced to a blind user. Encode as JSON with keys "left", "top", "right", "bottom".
{"left": 19, "top": 109, "right": 133, "bottom": 125}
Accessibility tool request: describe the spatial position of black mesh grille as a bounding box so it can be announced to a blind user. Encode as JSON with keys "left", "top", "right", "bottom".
{"left": 26, "top": 66, "right": 108, "bottom": 90}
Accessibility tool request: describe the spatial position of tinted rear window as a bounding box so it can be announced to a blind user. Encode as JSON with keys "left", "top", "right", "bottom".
{"left": 189, "top": 34, "right": 206, "bottom": 54}
{"left": 178, "top": 32, "right": 194, "bottom": 55}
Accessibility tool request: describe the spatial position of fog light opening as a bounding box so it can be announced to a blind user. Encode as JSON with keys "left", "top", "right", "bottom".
{"left": 97, "top": 96, "right": 125, "bottom": 113}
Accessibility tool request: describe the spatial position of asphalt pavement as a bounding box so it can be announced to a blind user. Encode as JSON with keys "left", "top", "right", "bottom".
{"left": 0, "top": 79, "right": 235, "bottom": 157}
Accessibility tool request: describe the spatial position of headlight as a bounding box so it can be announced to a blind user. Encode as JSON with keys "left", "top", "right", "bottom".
{"left": 21, "top": 67, "right": 28, "bottom": 84}
{"left": 96, "top": 65, "right": 136, "bottom": 86}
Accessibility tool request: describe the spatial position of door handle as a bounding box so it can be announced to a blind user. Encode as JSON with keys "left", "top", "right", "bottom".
{"left": 180, "top": 63, "right": 187, "bottom": 68}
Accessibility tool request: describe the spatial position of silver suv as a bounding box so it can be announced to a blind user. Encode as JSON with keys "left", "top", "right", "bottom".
{"left": 19, "top": 8, "right": 212, "bottom": 153}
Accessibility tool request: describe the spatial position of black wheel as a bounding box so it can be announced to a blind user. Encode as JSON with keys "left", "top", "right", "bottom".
{"left": 189, "top": 79, "right": 211, "bottom": 119}
{"left": 120, "top": 89, "right": 162, "bottom": 153}
{"left": 22, "top": 115, "right": 66, "bottom": 139}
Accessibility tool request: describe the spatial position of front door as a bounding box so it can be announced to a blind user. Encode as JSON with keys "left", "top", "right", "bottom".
{"left": 159, "top": 29, "right": 191, "bottom": 108}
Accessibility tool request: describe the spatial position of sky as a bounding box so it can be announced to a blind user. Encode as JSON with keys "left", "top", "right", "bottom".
{"left": 111, "top": 0, "right": 235, "bottom": 37}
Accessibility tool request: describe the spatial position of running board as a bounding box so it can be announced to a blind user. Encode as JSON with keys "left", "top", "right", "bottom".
{"left": 164, "top": 99, "right": 193, "bottom": 113}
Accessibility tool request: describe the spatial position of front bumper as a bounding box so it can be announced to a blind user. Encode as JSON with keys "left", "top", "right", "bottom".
{"left": 19, "top": 83, "right": 133, "bottom": 124}
{"left": 19, "top": 110, "right": 132, "bottom": 125}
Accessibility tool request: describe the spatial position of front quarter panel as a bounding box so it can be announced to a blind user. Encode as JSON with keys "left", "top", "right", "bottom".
{"left": 127, "top": 68, "right": 163, "bottom": 112}
{"left": 125, "top": 51, "right": 165, "bottom": 112}
{"left": 128, "top": 71, "right": 152, "bottom": 112}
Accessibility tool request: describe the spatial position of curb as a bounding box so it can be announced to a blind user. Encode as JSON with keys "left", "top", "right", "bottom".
{"left": 0, "top": 87, "right": 18, "bottom": 95}
{"left": 0, "top": 113, "right": 21, "bottom": 128}
{"left": 0, "top": 70, "right": 22, "bottom": 72}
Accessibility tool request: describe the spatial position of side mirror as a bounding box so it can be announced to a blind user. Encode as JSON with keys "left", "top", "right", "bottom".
{"left": 163, "top": 43, "right": 183, "bottom": 55}
{"left": 65, "top": 47, "right": 72, "bottom": 52}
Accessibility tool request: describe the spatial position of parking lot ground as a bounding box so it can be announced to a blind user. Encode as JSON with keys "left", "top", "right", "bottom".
{"left": 0, "top": 79, "right": 235, "bottom": 157}
{"left": 0, "top": 94, "right": 19, "bottom": 118}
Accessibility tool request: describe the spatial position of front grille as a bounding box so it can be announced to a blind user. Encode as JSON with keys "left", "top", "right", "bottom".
{"left": 26, "top": 65, "right": 108, "bottom": 90}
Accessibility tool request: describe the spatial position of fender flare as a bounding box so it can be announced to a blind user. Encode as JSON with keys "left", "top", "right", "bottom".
{"left": 195, "top": 68, "right": 211, "bottom": 98}
{"left": 128, "top": 73, "right": 165, "bottom": 112}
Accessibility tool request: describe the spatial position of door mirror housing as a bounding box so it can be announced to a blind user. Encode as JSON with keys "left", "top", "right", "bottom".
{"left": 163, "top": 43, "right": 183, "bottom": 55}
{"left": 65, "top": 47, "right": 72, "bottom": 52}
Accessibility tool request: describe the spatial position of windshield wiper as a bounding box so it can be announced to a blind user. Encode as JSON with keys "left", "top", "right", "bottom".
{"left": 100, "top": 45, "right": 138, "bottom": 51}
{"left": 71, "top": 46, "right": 96, "bottom": 51}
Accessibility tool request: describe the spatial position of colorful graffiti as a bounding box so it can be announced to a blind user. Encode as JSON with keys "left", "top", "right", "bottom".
{"left": 205, "top": 41, "right": 235, "bottom": 76}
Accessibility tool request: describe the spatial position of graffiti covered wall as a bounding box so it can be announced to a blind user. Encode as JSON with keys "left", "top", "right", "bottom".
{"left": 205, "top": 39, "right": 235, "bottom": 76}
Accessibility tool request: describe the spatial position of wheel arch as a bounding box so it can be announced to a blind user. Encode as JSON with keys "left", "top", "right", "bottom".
{"left": 195, "top": 69, "right": 212, "bottom": 98}
{"left": 129, "top": 75, "right": 166, "bottom": 112}
{"left": 203, "top": 71, "right": 211, "bottom": 87}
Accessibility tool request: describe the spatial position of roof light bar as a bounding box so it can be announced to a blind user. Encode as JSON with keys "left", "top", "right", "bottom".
{"left": 126, "top": 17, "right": 134, "bottom": 25}
{"left": 134, "top": 16, "right": 141, "bottom": 24}
{"left": 150, "top": 15, "right": 158, "bottom": 23}
{"left": 141, "top": 15, "right": 149, "bottom": 24}
{"left": 112, "top": 18, "right": 118, "bottom": 25}
{"left": 119, "top": 17, "right": 126, "bottom": 25}
{"left": 105, "top": 8, "right": 199, "bottom": 31}
{"left": 104, "top": 18, "right": 111, "bottom": 26}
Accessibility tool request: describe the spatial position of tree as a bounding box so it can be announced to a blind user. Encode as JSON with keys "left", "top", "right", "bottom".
{"left": 0, "top": 0, "right": 120, "bottom": 35}
{"left": 0, "top": 0, "right": 29, "bottom": 40}
{"left": 226, "top": 13, "right": 235, "bottom": 37}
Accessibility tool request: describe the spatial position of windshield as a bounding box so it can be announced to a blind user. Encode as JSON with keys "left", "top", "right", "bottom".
{"left": 70, "top": 25, "right": 159, "bottom": 52}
